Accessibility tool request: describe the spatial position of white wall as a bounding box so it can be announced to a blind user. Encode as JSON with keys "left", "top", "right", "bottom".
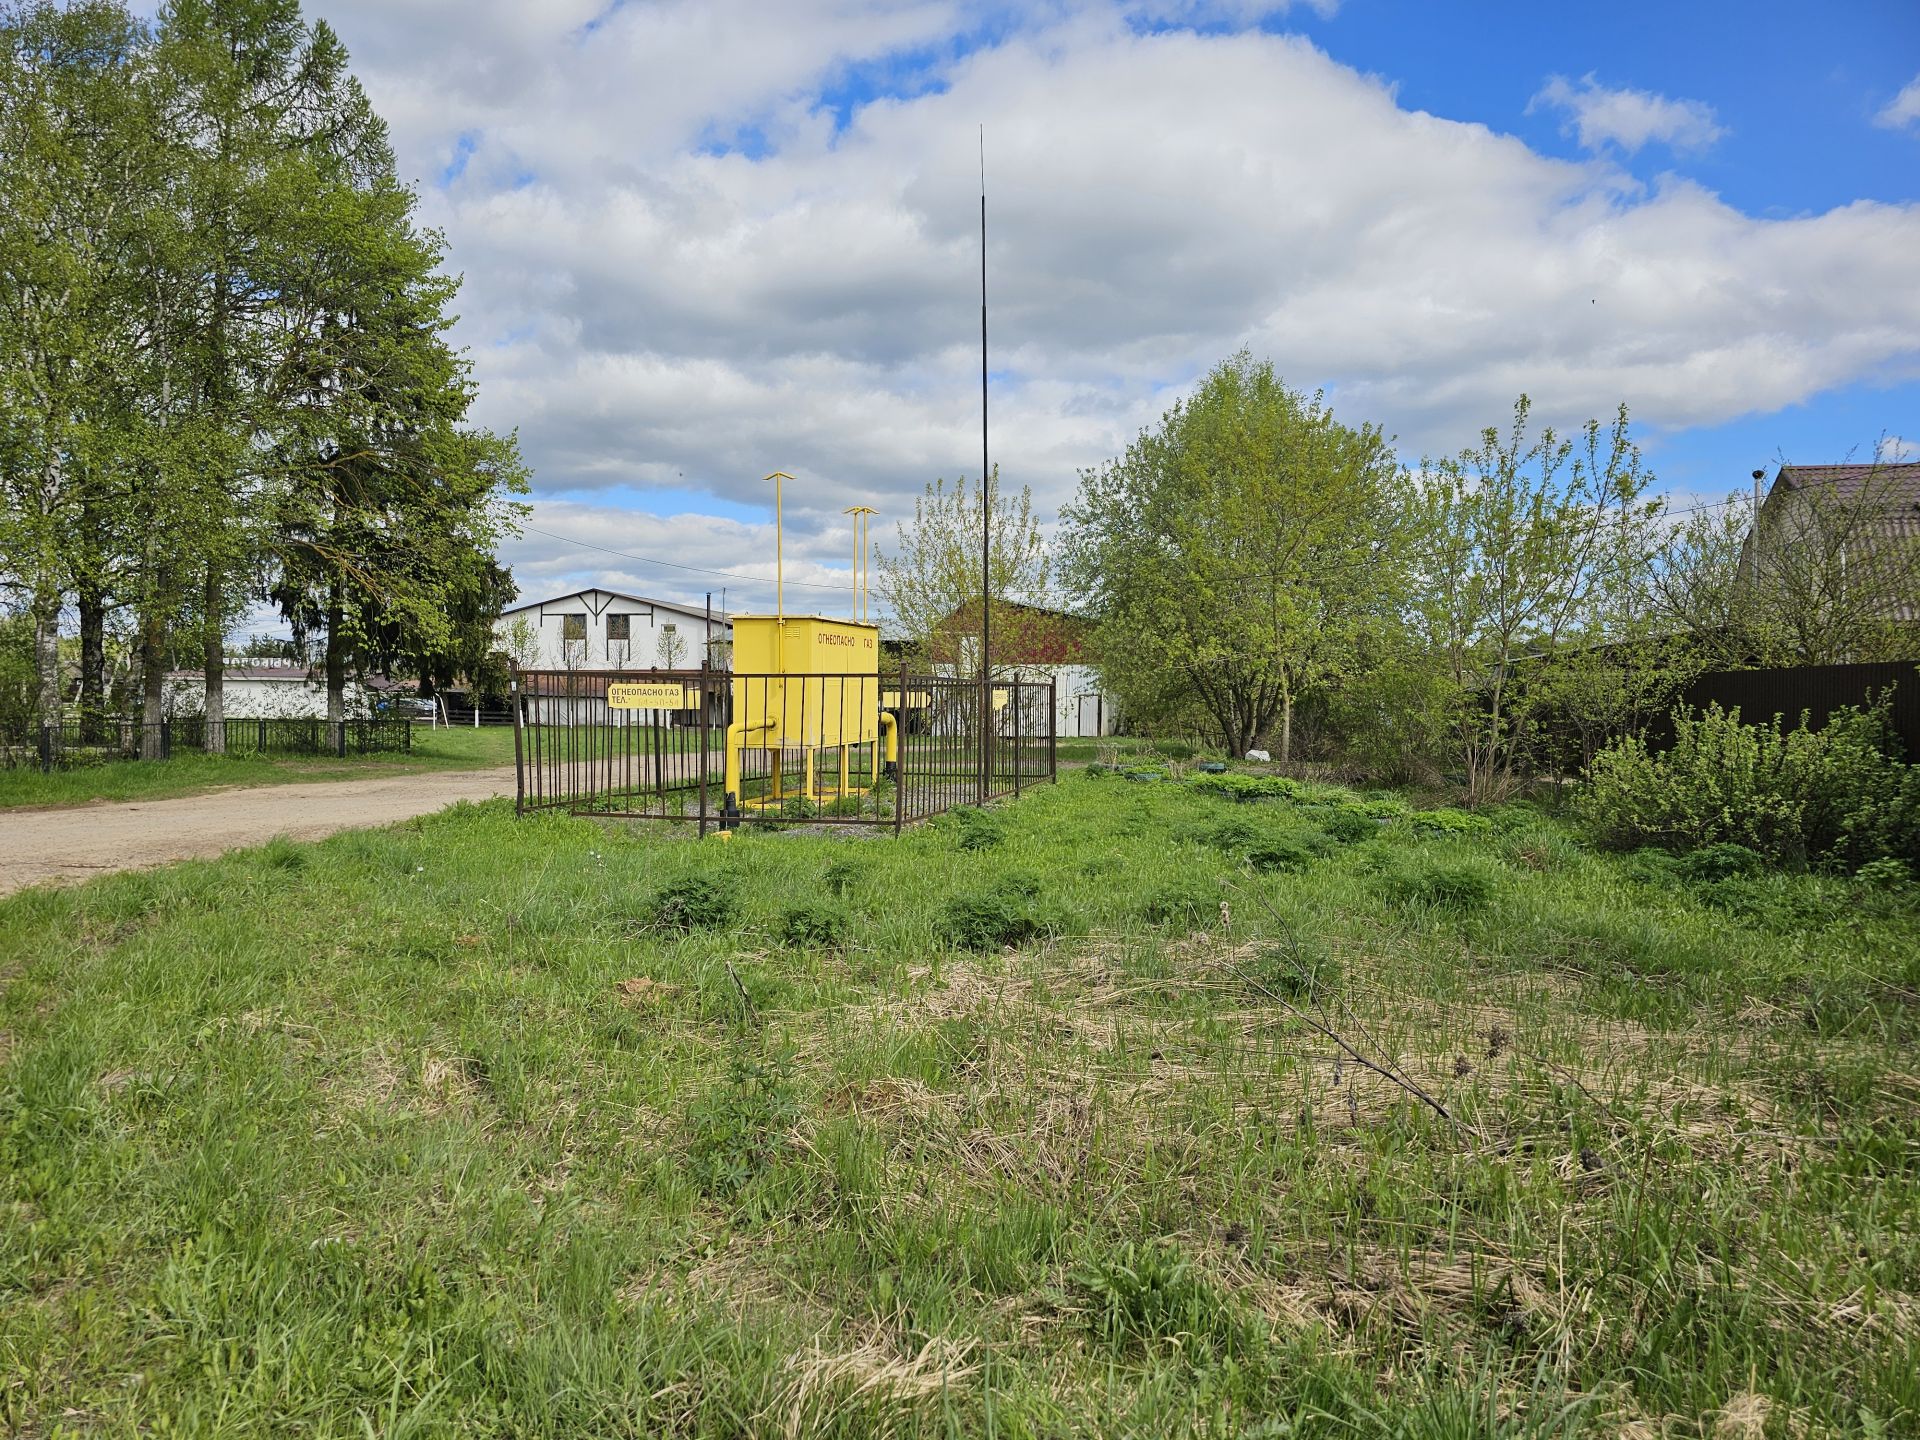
{"left": 165, "top": 675, "right": 371, "bottom": 720}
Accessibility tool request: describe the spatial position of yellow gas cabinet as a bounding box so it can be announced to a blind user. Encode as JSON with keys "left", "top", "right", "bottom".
{"left": 724, "top": 614, "right": 894, "bottom": 816}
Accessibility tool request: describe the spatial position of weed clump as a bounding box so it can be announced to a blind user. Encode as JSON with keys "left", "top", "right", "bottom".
{"left": 1140, "top": 876, "right": 1220, "bottom": 928}
{"left": 778, "top": 901, "right": 847, "bottom": 949}
{"left": 945, "top": 806, "right": 1005, "bottom": 851}
{"left": 938, "top": 874, "right": 1056, "bottom": 951}
{"left": 1674, "top": 842, "right": 1766, "bottom": 883}
{"left": 685, "top": 1049, "right": 800, "bottom": 1196}
{"left": 821, "top": 856, "right": 863, "bottom": 897}
{"left": 1076, "top": 1240, "right": 1255, "bottom": 1357}
{"left": 1407, "top": 808, "right": 1492, "bottom": 837}
{"left": 1320, "top": 807, "right": 1378, "bottom": 844}
{"left": 1245, "top": 837, "right": 1315, "bottom": 873}
{"left": 1379, "top": 858, "right": 1499, "bottom": 913}
{"left": 646, "top": 874, "right": 737, "bottom": 932}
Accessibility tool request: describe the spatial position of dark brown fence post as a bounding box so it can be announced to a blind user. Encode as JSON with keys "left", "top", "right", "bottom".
{"left": 697, "top": 669, "right": 711, "bottom": 838}
{"left": 1012, "top": 677, "right": 1022, "bottom": 795}
{"left": 895, "top": 657, "right": 908, "bottom": 837}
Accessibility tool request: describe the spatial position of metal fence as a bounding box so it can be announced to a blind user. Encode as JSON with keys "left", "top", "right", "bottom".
{"left": 0, "top": 717, "right": 413, "bottom": 771}
{"left": 513, "top": 666, "right": 1055, "bottom": 831}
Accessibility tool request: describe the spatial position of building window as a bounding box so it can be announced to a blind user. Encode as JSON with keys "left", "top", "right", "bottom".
{"left": 562, "top": 614, "right": 587, "bottom": 642}
{"left": 606, "top": 614, "right": 630, "bottom": 642}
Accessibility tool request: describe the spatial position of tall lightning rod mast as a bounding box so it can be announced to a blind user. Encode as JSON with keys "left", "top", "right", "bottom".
{"left": 978, "top": 126, "right": 991, "bottom": 803}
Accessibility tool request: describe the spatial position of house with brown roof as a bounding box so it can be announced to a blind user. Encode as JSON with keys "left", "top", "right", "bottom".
{"left": 929, "top": 599, "right": 1119, "bottom": 737}
{"left": 1747, "top": 460, "right": 1920, "bottom": 627}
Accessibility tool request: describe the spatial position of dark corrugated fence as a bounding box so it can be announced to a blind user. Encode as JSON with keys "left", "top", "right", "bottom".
{"left": 1653, "top": 661, "right": 1920, "bottom": 756}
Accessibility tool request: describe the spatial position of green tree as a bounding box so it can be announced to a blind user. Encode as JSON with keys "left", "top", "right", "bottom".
{"left": 155, "top": 0, "right": 395, "bottom": 750}
{"left": 268, "top": 168, "right": 526, "bottom": 742}
{"left": 0, "top": 0, "right": 155, "bottom": 728}
{"left": 874, "top": 465, "right": 1050, "bottom": 674}
{"left": 1407, "top": 397, "right": 1662, "bottom": 803}
{"left": 1061, "top": 354, "right": 1405, "bottom": 759}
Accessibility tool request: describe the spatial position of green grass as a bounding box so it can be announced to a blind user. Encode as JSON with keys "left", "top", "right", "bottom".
{"left": 0, "top": 725, "right": 517, "bottom": 810}
{"left": 2, "top": 772, "right": 1917, "bottom": 1435}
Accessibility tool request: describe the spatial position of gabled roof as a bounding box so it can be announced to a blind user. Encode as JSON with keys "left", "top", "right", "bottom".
{"left": 499, "top": 587, "right": 733, "bottom": 622}
{"left": 1769, "top": 462, "right": 1920, "bottom": 509}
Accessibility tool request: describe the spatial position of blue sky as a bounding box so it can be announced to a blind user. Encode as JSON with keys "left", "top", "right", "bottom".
{"left": 304, "top": 0, "right": 1919, "bottom": 615}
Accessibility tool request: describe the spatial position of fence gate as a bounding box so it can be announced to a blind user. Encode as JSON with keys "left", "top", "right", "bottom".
{"left": 512, "top": 666, "right": 1055, "bottom": 832}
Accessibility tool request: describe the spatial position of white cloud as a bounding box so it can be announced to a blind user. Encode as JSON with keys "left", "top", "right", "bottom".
{"left": 1878, "top": 435, "right": 1917, "bottom": 462}
{"left": 1875, "top": 74, "right": 1920, "bottom": 131}
{"left": 289, "top": 5, "right": 1920, "bottom": 609}
{"left": 1529, "top": 72, "right": 1726, "bottom": 155}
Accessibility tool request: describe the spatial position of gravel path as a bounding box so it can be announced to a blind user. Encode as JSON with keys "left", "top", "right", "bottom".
{"left": 0, "top": 767, "right": 518, "bottom": 897}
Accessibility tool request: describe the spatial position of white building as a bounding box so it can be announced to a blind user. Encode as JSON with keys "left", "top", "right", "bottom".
{"left": 495, "top": 589, "right": 732, "bottom": 673}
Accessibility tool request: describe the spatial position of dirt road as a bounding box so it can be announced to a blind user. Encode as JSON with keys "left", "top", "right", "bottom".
{"left": 0, "top": 767, "right": 517, "bottom": 897}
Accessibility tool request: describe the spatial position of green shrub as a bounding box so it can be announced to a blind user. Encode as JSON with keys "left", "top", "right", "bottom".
{"left": 1189, "top": 772, "right": 1303, "bottom": 803}
{"left": 1497, "top": 824, "right": 1581, "bottom": 873}
{"left": 1577, "top": 701, "right": 1920, "bottom": 873}
{"left": 1379, "top": 858, "right": 1499, "bottom": 913}
{"left": 647, "top": 874, "right": 737, "bottom": 931}
{"left": 1139, "top": 876, "right": 1220, "bottom": 927}
{"left": 1320, "top": 808, "right": 1378, "bottom": 844}
{"left": 821, "top": 857, "right": 862, "bottom": 897}
{"left": 1245, "top": 837, "right": 1314, "bottom": 873}
{"left": 778, "top": 901, "right": 847, "bottom": 948}
{"left": 945, "top": 806, "right": 1005, "bottom": 851}
{"left": 1248, "top": 941, "right": 1339, "bottom": 1002}
{"left": 1200, "top": 816, "right": 1264, "bottom": 853}
{"left": 1407, "top": 808, "right": 1492, "bottom": 837}
{"left": 1854, "top": 856, "right": 1913, "bottom": 891}
{"left": 1674, "top": 842, "right": 1765, "bottom": 883}
{"left": 938, "top": 875, "right": 1056, "bottom": 951}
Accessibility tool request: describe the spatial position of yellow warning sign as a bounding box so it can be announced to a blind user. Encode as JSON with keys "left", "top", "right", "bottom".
{"left": 608, "top": 682, "right": 689, "bottom": 709}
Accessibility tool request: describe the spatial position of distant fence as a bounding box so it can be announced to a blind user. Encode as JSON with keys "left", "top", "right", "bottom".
{"left": 1649, "top": 661, "right": 1920, "bottom": 756}
{"left": 438, "top": 704, "right": 514, "bottom": 727}
{"left": 0, "top": 717, "right": 412, "bottom": 771}
{"left": 513, "top": 666, "right": 1056, "bottom": 831}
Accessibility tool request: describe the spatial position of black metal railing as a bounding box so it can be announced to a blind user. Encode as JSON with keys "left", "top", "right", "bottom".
{"left": 0, "top": 717, "right": 412, "bottom": 771}
{"left": 512, "top": 666, "right": 1056, "bottom": 831}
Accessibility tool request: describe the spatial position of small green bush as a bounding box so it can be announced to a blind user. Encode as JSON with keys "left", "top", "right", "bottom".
{"left": 1379, "top": 858, "right": 1499, "bottom": 913}
{"left": 1407, "top": 808, "right": 1492, "bottom": 837}
{"left": 1139, "top": 876, "right": 1220, "bottom": 927}
{"left": 1320, "top": 808, "right": 1378, "bottom": 844}
{"left": 1498, "top": 824, "right": 1581, "bottom": 873}
{"left": 778, "top": 901, "right": 847, "bottom": 948}
{"left": 1674, "top": 842, "right": 1765, "bottom": 883}
{"left": 686, "top": 1050, "right": 800, "bottom": 1197}
{"left": 1577, "top": 700, "right": 1920, "bottom": 873}
{"left": 821, "top": 857, "right": 862, "bottom": 897}
{"left": 1201, "top": 816, "right": 1264, "bottom": 852}
{"left": 647, "top": 874, "right": 737, "bottom": 932}
{"left": 1189, "top": 772, "right": 1303, "bottom": 803}
{"left": 938, "top": 875, "right": 1055, "bottom": 951}
{"left": 946, "top": 806, "right": 1005, "bottom": 851}
{"left": 1854, "top": 856, "right": 1913, "bottom": 891}
{"left": 1245, "top": 837, "right": 1314, "bottom": 873}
